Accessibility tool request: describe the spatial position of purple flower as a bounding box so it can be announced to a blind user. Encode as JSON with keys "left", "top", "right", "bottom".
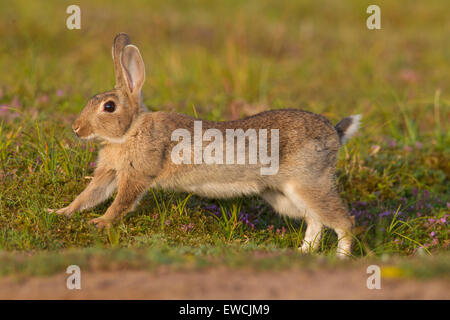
{"left": 0, "top": 105, "right": 9, "bottom": 117}
{"left": 181, "top": 223, "right": 194, "bottom": 232}
{"left": 0, "top": 105, "right": 20, "bottom": 120}
{"left": 237, "top": 210, "right": 257, "bottom": 228}
{"left": 36, "top": 95, "right": 48, "bottom": 104}
{"left": 56, "top": 89, "right": 65, "bottom": 97}
{"left": 276, "top": 226, "right": 286, "bottom": 237}
{"left": 388, "top": 140, "right": 396, "bottom": 148}
{"left": 352, "top": 201, "right": 368, "bottom": 208}
{"left": 379, "top": 211, "right": 391, "bottom": 218}
{"left": 11, "top": 96, "right": 21, "bottom": 108}
{"left": 203, "top": 205, "right": 258, "bottom": 228}
{"left": 430, "top": 231, "right": 436, "bottom": 238}
{"left": 204, "top": 204, "right": 221, "bottom": 217}
{"left": 352, "top": 209, "right": 368, "bottom": 218}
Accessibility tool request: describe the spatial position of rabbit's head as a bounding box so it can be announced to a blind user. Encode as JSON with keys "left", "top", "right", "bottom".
{"left": 72, "top": 33, "right": 146, "bottom": 142}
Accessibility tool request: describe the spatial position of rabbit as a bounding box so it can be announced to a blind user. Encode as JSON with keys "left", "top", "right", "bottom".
{"left": 48, "top": 33, "right": 361, "bottom": 258}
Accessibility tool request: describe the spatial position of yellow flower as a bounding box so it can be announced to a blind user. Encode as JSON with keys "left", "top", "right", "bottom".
{"left": 382, "top": 266, "right": 405, "bottom": 278}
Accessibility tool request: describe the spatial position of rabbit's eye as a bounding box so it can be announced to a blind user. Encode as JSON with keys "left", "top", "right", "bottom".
{"left": 103, "top": 101, "right": 116, "bottom": 113}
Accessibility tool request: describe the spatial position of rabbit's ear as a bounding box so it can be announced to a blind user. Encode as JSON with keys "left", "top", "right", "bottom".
{"left": 120, "top": 44, "right": 146, "bottom": 98}
{"left": 112, "top": 33, "right": 131, "bottom": 87}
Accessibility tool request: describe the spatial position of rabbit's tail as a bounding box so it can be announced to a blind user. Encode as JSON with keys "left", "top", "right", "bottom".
{"left": 335, "top": 114, "right": 362, "bottom": 145}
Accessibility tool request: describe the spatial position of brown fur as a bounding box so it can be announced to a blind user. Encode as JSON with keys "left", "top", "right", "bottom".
{"left": 49, "top": 33, "right": 361, "bottom": 258}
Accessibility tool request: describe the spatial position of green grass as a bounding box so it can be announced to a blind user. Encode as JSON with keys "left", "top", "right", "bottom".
{"left": 0, "top": 0, "right": 449, "bottom": 275}
{"left": 1, "top": 247, "right": 449, "bottom": 280}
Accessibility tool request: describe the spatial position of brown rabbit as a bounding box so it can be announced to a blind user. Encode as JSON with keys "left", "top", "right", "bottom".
{"left": 48, "top": 33, "right": 361, "bottom": 258}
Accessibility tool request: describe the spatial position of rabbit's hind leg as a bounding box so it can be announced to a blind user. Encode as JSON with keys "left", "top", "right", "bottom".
{"left": 261, "top": 190, "right": 323, "bottom": 253}
{"left": 261, "top": 190, "right": 303, "bottom": 218}
{"left": 283, "top": 182, "right": 353, "bottom": 258}
{"left": 299, "top": 216, "right": 323, "bottom": 253}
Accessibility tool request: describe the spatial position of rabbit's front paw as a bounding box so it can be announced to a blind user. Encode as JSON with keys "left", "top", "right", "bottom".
{"left": 47, "top": 206, "right": 74, "bottom": 217}
{"left": 88, "top": 216, "right": 112, "bottom": 229}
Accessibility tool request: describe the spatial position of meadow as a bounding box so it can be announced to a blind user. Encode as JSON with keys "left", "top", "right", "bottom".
{"left": 0, "top": 0, "right": 448, "bottom": 279}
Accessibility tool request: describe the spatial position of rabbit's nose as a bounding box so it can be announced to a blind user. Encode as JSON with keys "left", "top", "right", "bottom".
{"left": 72, "top": 124, "right": 80, "bottom": 135}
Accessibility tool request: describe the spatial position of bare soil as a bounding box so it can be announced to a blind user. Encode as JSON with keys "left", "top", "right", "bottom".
{"left": 1, "top": 267, "right": 448, "bottom": 299}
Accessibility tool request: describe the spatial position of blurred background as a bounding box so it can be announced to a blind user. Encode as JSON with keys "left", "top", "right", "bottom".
{"left": 1, "top": 0, "right": 448, "bottom": 125}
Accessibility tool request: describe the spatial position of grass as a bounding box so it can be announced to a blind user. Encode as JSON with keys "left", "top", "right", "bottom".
{"left": 0, "top": 0, "right": 449, "bottom": 276}
{"left": 1, "top": 247, "right": 449, "bottom": 280}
